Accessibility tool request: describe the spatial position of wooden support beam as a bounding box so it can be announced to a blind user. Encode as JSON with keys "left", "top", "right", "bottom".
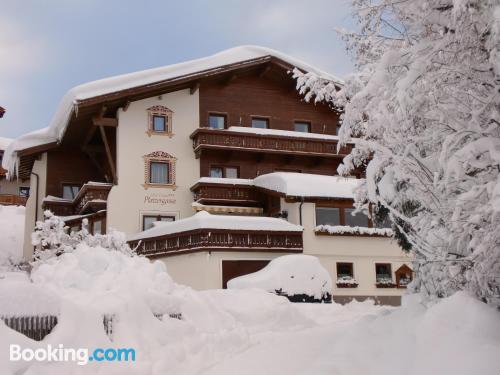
{"left": 122, "top": 100, "right": 131, "bottom": 112}
{"left": 99, "top": 125, "right": 117, "bottom": 184}
{"left": 221, "top": 73, "right": 237, "bottom": 86}
{"left": 190, "top": 82, "right": 200, "bottom": 95}
{"left": 92, "top": 116, "right": 118, "bottom": 127}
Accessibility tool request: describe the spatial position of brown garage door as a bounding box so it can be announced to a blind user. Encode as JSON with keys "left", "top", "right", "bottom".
{"left": 222, "top": 260, "right": 270, "bottom": 289}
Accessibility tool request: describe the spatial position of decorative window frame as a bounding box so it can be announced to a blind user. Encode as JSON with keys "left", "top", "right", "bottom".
{"left": 146, "top": 105, "right": 174, "bottom": 137}
{"left": 143, "top": 151, "right": 177, "bottom": 190}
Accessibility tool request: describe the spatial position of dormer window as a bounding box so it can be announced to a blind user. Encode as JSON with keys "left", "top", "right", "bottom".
{"left": 147, "top": 106, "right": 173, "bottom": 136}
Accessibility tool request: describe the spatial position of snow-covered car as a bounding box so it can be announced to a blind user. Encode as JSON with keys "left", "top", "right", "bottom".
{"left": 227, "top": 254, "right": 332, "bottom": 303}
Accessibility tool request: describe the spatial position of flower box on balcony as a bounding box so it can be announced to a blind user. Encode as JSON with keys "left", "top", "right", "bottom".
{"left": 375, "top": 280, "right": 397, "bottom": 288}
{"left": 336, "top": 276, "right": 358, "bottom": 288}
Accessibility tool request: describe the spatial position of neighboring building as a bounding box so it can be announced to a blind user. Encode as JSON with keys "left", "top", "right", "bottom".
{"left": 4, "top": 46, "right": 411, "bottom": 305}
{"left": 0, "top": 137, "right": 30, "bottom": 206}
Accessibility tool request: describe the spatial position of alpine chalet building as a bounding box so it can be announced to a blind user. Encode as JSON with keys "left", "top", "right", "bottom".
{"left": 4, "top": 46, "right": 411, "bottom": 305}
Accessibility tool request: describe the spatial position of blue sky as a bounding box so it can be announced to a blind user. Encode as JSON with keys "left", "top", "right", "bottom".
{"left": 0, "top": 0, "right": 355, "bottom": 139}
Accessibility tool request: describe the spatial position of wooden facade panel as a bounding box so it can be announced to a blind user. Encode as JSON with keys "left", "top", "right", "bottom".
{"left": 46, "top": 147, "right": 107, "bottom": 197}
{"left": 199, "top": 73, "right": 339, "bottom": 134}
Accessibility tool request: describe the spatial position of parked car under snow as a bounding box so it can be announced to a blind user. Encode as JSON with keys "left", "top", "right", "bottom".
{"left": 227, "top": 255, "right": 332, "bottom": 303}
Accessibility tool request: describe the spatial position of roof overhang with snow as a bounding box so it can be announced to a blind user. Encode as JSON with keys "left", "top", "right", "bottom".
{"left": 3, "top": 46, "right": 343, "bottom": 179}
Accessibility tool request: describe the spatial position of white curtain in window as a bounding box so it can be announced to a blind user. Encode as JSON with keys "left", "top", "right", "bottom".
{"left": 150, "top": 162, "right": 169, "bottom": 184}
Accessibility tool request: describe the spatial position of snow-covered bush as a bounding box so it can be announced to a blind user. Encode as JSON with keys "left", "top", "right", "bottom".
{"left": 227, "top": 255, "right": 332, "bottom": 302}
{"left": 31, "top": 210, "right": 134, "bottom": 263}
{"left": 295, "top": 0, "right": 500, "bottom": 305}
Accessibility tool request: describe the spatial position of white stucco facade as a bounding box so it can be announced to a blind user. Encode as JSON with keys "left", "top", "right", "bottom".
{"left": 106, "top": 89, "right": 199, "bottom": 234}
{"left": 22, "top": 154, "right": 47, "bottom": 260}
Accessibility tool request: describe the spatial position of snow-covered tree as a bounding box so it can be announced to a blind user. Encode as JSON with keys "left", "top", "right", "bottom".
{"left": 32, "top": 211, "right": 135, "bottom": 263}
{"left": 295, "top": 0, "right": 500, "bottom": 305}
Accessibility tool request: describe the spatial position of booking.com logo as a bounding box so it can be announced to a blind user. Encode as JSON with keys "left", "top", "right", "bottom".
{"left": 10, "top": 344, "right": 136, "bottom": 365}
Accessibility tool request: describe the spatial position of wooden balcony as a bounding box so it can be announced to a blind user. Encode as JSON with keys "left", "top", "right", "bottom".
{"left": 191, "top": 181, "right": 261, "bottom": 206}
{"left": 0, "top": 194, "right": 28, "bottom": 206}
{"left": 129, "top": 229, "right": 303, "bottom": 258}
{"left": 190, "top": 128, "right": 352, "bottom": 159}
{"left": 43, "top": 182, "right": 112, "bottom": 216}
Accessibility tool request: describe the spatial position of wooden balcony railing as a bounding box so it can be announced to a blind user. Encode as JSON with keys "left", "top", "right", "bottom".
{"left": 0, "top": 194, "right": 28, "bottom": 206}
{"left": 190, "top": 128, "right": 352, "bottom": 158}
{"left": 43, "top": 182, "right": 112, "bottom": 216}
{"left": 129, "top": 229, "right": 303, "bottom": 258}
{"left": 191, "top": 182, "right": 261, "bottom": 206}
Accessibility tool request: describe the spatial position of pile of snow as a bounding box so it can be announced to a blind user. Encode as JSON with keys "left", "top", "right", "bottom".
{"left": 224, "top": 126, "right": 340, "bottom": 141}
{"left": 228, "top": 254, "right": 332, "bottom": 300}
{"left": 3, "top": 45, "right": 342, "bottom": 176}
{"left": 254, "top": 172, "right": 360, "bottom": 199}
{"left": 315, "top": 224, "right": 393, "bottom": 236}
{"left": 31, "top": 244, "right": 180, "bottom": 315}
{"left": 0, "top": 272, "right": 60, "bottom": 316}
{"left": 0, "top": 205, "right": 25, "bottom": 267}
{"left": 128, "top": 210, "right": 302, "bottom": 241}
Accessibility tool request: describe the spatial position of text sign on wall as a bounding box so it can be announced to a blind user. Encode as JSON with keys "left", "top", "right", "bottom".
{"left": 144, "top": 192, "right": 176, "bottom": 206}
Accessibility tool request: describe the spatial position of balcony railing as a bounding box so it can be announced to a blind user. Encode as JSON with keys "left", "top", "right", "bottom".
{"left": 129, "top": 229, "right": 303, "bottom": 258}
{"left": 190, "top": 128, "right": 352, "bottom": 158}
{"left": 43, "top": 182, "right": 112, "bottom": 216}
{"left": 191, "top": 182, "right": 261, "bottom": 206}
{"left": 0, "top": 194, "right": 28, "bottom": 206}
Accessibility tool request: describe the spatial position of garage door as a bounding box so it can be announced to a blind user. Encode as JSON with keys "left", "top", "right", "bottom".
{"left": 221, "top": 260, "right": 270, "bottom": 289}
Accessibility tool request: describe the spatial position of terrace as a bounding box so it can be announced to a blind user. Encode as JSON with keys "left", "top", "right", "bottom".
{"left": 190, "top": 127, "right": 352, "bottom": 159}
{"left": 42, "top": 182, "right": 112, "bottom": 216}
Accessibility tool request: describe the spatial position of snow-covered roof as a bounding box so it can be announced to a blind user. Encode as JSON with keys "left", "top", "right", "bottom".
{"left": 0, "top": 137, "right": 13, "bottom": 151}
{"left": 3, "top": 46, "right": 343, "bottom": 175}
{"left": 254, "top": 172, "right": 360, "bottom": 199}
{"left": 196, "top": 177, "right": 254, "bottom": 186}
{"left": 194, "top": 173, "right": 360, "bottom": 199}
{"left": 128, "top": 211, "right": 302, "bottom": 241}
{"left": 226, "top": 126, "right": 339, "bottom": 141}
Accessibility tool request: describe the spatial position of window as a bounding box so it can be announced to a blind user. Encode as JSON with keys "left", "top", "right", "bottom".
{"left": 375, "top": 263, "right": 392, "bottom": 282}
{"left": 150, "top": 162, "right": 169, "bottom": 184}
{"left": 336, "top": 263, "right": 354, "bottom": 278}
{"left": 344, "top": 208, "right": 369, "bottom": 227}
{"left": 209, "top": 114, "right": 226, "bottom": 129}
{"left": 251, "top": 117, "right": 269, "bottom": 129}
{"left": 316, "top": 207, "right": 340, "bottom": 226}
{"left": 210, "top": 167, "right": 223, "bottom": 178}
{"left": 294, "top": 121, "right": 310, "bottom": 133}
{"left": 375, "top": 216, "right": 392, "bottom": 228}
{"left": 210, "top": 166, "right": 239, "bottom": 178}
{"left": 143, "top": 151, "right": 177, "bottom": 188}
{"left": 147, "top": 106, "right": 173, "bottom": 135}
{"left": 225, "top": 167, "right": 239, "bottom": 179}
{"left": 92, "top": 219, "right": 103, "bottom": 235}
{"left": 143, "top": 215, "right": 175, "bottom": 231}
{"left": 19, "top": 187, "right": 30, "bottom": 198}
{"left": 62, "top": 184, "right": 80, "bottom": 200}
{"left": 153, "top": 115, "right": 166, "bottom": 132}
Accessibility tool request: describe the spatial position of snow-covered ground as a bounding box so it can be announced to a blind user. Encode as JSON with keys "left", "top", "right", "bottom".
{"left": 0, "top": 207, "right": 499, "bottom": 375}
{"left": 0, "top": 247, "right": 499, "bottom": 375}
{"left": 0, "top": 205, "right": 25, "bottom": 267}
